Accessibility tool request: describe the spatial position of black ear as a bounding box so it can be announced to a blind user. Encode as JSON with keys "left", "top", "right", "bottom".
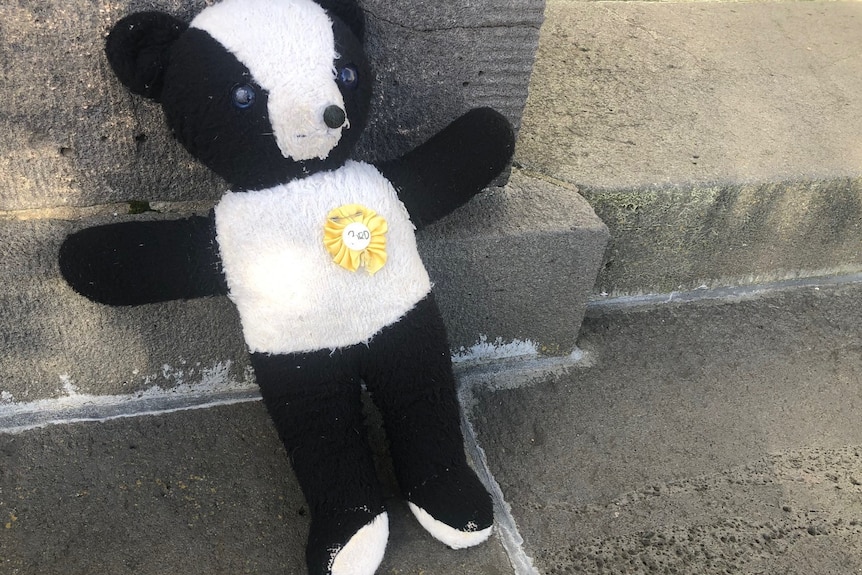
{"left": 317, "top": 0, "right": 365, "bottom": 42}
{"left": 105, "top": 12, "right": 188, "bottom": 101}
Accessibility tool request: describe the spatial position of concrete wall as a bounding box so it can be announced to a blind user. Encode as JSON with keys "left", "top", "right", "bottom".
{"left": 1, "top": 0, "right": 542, "bottom": 211}
{"left": 0, "top": 0, "right": 609, "bottom": 404}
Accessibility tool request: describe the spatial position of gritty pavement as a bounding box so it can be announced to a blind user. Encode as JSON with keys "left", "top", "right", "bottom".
{"left": 472, "top": 280, "right": 862, "bottom": 574}
{"left": 516, "top": 1, "right": 862, "bottom": 190}
{"left": 2, "top": 281, "right": 862, "bottom": 575}
{"left": 0, "top": 402, "right": 512, "bottom": 575}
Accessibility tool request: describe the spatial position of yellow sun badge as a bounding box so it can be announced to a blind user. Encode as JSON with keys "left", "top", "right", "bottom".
{"left": 324, "top": 204, "right": 388, "bottom": 275}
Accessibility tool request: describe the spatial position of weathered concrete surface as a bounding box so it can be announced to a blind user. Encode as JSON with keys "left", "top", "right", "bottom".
{"left": 0, "top": 402, "right": 514, "bottom": 574}
{"left": 0, "top": 215, "right": 251, "bottom": 403}
{"left": 0, "top": 0, "right": 541, "bottom": 211}
{"left": 360, "top": 0, "right": 543, "bottom": 165}
{"left": 471, "top": 280, "right": 862, "bottom": 573}
{"left": 585, "top": 180, "right": 862, "bottom": 295}
{"left": 518, "top": 1, "right": 862, "bottom": 189}
{"left": 0, "top": 171, "right": 606, "bottom": 403}
{"left": 6, "top": 277, "right": 862, "bottom": 575}
{"left": 516, "top": 1, "right": 862, "bottom": 295}
{"left": 421, "top": 171, "right": 609, "bottom": 357}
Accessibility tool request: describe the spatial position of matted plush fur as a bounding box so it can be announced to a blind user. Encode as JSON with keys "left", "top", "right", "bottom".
{"left": 214, "top": 160, "right": 432, "bottom": 354}
{"left": 407, "top": 502, "right": 492, "bottom": 549}
{"left": 329, "top": 513, "right": 389, "bottom": 575}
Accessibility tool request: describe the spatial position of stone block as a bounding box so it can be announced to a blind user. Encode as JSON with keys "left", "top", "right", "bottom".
{"left": 0, "top": 0, "right": 542, "bottom": 211}
{"left": 0, "top": 171, "right": 606, "bottom": 402}
{"left": 421, "top": 171, "right": 609, "bottom": 356}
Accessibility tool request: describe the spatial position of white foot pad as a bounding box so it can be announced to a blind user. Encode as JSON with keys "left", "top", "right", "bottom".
{"left": 407, "top": 502, "right": 493, "bottom": 549}
{"left": 330, "top": 512, "right": 389, "bottom": 575}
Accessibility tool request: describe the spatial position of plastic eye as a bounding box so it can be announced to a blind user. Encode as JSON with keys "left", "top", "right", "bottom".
{"left": 231, "top": 84, "right": 256, "bottom": 109}
{"left": 337, "top": 65, "right": 358, "bottom": 89}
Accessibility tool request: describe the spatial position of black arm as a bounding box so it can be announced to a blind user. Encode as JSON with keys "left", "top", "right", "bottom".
{"left": 59, "top": 213, "right": 227, "bottom": 306}
{"left": 377, "top": 107, "right": 515, "bottom": 230}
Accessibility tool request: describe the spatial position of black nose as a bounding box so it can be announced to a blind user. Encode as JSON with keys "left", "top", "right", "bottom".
{"left": 323, "top": 105, "right": 346, "bottom": 129}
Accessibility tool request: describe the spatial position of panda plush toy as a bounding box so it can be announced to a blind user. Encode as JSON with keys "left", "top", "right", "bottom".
{"left": 59, "top": 0, "right": 514, "bottom": 573}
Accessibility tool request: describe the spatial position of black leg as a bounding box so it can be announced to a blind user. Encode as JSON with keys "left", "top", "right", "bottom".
{"left": 359, "top": 294, "right": 493, "bottom": 548}
{"left": 250, "top": 350, "right": 387, "bottom": 575}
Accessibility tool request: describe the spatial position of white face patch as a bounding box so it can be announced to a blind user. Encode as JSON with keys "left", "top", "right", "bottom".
{"left": 191, "top": 0, "right": 346, "bottom": 161}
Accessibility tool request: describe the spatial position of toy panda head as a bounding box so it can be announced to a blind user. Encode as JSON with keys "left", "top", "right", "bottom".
{"left": 105, "top": 0, "right": 371, "bottom": 190}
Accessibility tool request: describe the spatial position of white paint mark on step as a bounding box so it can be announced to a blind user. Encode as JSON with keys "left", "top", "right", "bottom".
{"left": 452, "top": 335, "right": 539, "bottom": 364}
{"left": 0, "top": 361, "right": 259, "bottom": 434}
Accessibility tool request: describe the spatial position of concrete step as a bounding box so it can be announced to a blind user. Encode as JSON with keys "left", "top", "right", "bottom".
{"left": 469, "top": 278, "right": 862, "bottom": 574}
{"left": 0, "top": 170, "right": 606, "bottom": 409}
{"left": 0, "top": 401, "right": 513, "bottom": 574}
{"left": 516, "top": 0, "right": 862, "bottom": 296}
{"left": 5, "top": 276, "right": 861, "bottom": 575}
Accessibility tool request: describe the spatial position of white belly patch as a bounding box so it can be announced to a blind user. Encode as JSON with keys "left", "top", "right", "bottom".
{"left": 214, "top": 161, "right": 432, "bottom": 354}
